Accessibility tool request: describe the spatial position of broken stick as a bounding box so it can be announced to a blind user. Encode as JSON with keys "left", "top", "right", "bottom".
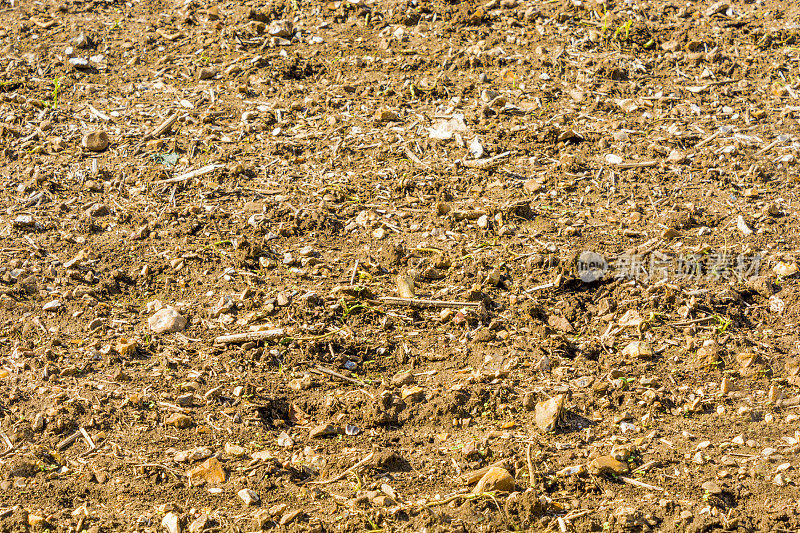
{"left": 755, "top": 137, "right": 783, "bottom": 156}
{"left": 157, "top": 163, "right": 226, "bottom": 185}
{"left": 308, "top": 452, "right": 375, "bottom": 485}
{"left": 459, "top": 151, "right": 512, "bottom": 170}
{"left": 403, "top": 146, "right": 429, "bottom": 169}
{"left": 214, "top": 328, "right": 285, "bottom": 344}
{"left": 694, "top": 130, "right": 722, "bottom": 149}
{"left": 57, "top": 430, "right": 82, "bottom": 451}
{"left": 619, "top": 476, "right": 663, "bottom": 491}
{"left": 79, "top": 427, "right": 96, "bottom": 450}
{"left": 144, "top": 111, "right": 181, "bottom": 140}
{"left": 312, "top": 365, "right": 363, "bottom": 385}
{"left": 378, "top": 296, "right": 481, "bottom": 309}
{"left": 615, "top": 160, "right": 658, "bottom": 170}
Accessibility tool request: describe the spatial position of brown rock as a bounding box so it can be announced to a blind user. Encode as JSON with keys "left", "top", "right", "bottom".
{"left": 374, "top": 107, "right": 399, "bottom": 122}
{"left": 188, "top": 514, "right": 209, "bottom": 533}
{"left": 82, "top": 130, "right": 109, "bottom": 152}
{"left": 149, "top": 308, "right": 187, "bottom": 334}
{"left": 535, "top": 394, "right": 564, "bottom": 432}
{"left": 773, "top": 262, "right": 798, "bottom": 277}
{"left": 704, "top": 0, "right": 728, "bottom": 17}
{"left": 174, "top": 447, "right": 213, "bottom": 463}
{"left": 238, "top": 488, "right": 259, "bottom": 505}
{"left": 522, "top": 391, "right": 536, "bottom": 411}
{"left": 720, "top": 377, "right": 733, "bottom": 394}
{"left": 279, "top": 510, "right": 303, "bottom": 526}
{"left": 400, "top": 385, "right": 424, "bottom": 402}
{"left": 309, "top": 423, "right": 340, "bottom": 439}
{"left": 523, "top": 179, "right": 543, "bottom": 193}
{"left": 187, "top": 457, "right": 226, "bottom": 485}
{"left": 746, "top": 276, "right": 777, "bottom": 297}
{"left": 622, "top": 340, "right": 653, "bottom": 360}
{"left": 395, "top": 273, "right": 415, "bottom": 298}
{"left": 667, "top": 150, "right": 686, "bottom": 163}
{"left": 702, "top": 480, "right": 723, "bottom": 494}
{"left": 391, "top": 371, "right": 415, "bottom": 387}
{"left": 288, "top": 374, "right": 312, "bottom": 391}
{"left": 85, "top": 202, "right": 109, "bottom": 217}
{"left": 588, "top": 455, "right": 629, "bottom": 476}
{"left": 473, "top": 467, "right": 515, "bottom": 493}
{"left": 198, "top": 67, "right": 217, "bottom": 80}
{"left": 224, "top": 442, "right": 247, "bottom": 457}
{"left": 547, "top": 315, "right": 574, "bottom": 333}
{"left": 162, "top": 513, "right": 182, "bottom": 533}
{"left": 661, "top": 227, "right": 679, "bottom": 239}
{"left": 696, "top": 340, "right": 721, "bottom": 369}
{"left": 371, "top": 495, "right": 394, "bottom": 507}
{"left": 166, "top": 413, "right": 193, "bottom": 429}
{"left": 736, "top": 352, "right": 756, "bottom": 369}
{"left": 115, "top": 337, "right": 137, "bottom": 357}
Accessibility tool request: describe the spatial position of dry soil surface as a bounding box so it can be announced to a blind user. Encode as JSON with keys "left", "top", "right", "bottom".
{"left": 2, "top": 0, "right": 800, "bottom": 531}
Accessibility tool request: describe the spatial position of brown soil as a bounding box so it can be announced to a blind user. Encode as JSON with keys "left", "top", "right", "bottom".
{"left": 2, "top": 0, "right": 800, "bottom": 530}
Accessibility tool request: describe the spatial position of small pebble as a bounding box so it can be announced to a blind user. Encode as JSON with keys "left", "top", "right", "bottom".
{"left": 42, "top": 299, "right": 62, "bottom": 311}
{"left": 198, "top": 67, "right": 217, "bottom": 80}
{"left": 82, "top": 130, "right": 109, "bottom": 152}
{"left": 166, "top": 413, "right": 193, "bottom": 429}
{"left": 701, "top": 481, "right": 722, "bottom": 495}
{"left": 149, "top": 308, "right": 187, "bottom": 334}
{"left": 238, "top": 488, "right": 259, "bottom": 506}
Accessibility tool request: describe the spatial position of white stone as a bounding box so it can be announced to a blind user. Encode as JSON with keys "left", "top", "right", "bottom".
{"left": 174, "top": 447, "right": 213, "bottom": 463}
{"left": 736, "top": 215, "right": 753, "bottom": 236}
{"left": 277, "top": 431, "right": 294, "bottom": 447}
{"left": 43, "top": 300, "right": 62, "bottom": 311}
{"left": 69, "top": 57, "right": 89, "bottom": 68}
{"left": 148, "top": 307, "right": 187, "bottom": 334}
{"left": 162, "top": 512, "right": 181, "bottom": 533}
{"left": 238, "top": 488, "right": 259, "bottom": 505}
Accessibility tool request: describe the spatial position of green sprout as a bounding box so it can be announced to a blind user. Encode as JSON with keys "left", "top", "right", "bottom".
{"left": 613, "top": 20, "right": 633, "bottom": 42}
{"left": 51, "top": 77, "right": 61, "bottom": 109}
{"left": 714, "top": 316, "right": 731, "bottom": 334}
{"left": 339, "top": 298, "right": 379, "bottom": 323}
{"left": 601, "top": 7, "right": 610, "bottom": 37}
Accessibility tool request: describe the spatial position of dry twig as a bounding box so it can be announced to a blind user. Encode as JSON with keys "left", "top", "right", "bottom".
{"left": 459, "top": 151, "right": 512, "bottom": 169}
{"left": 378, "top": 297, "right": 481, "bottom": 309}
{"left": 143, "top": 111, "right": 181, "bottom": 140}
{"left": 57, "top": 430, "right": 82, "bottom": 451}
{"left": 307, "top": 451, "right": 374, "bottom": 485}
{"left": 79, "top": 427, "right": 96, "bottom": 450}
{"left": 619, "top": 476, "right": 663, "bottom": 491}
{"left": 156, "top": 163, "right": 226, "bottom": 185}
{"left": 312, "top": 365, "right": 368, "bottom": 388}
{"left": 214, "top": 329, "right": 286, "bottom": 344}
